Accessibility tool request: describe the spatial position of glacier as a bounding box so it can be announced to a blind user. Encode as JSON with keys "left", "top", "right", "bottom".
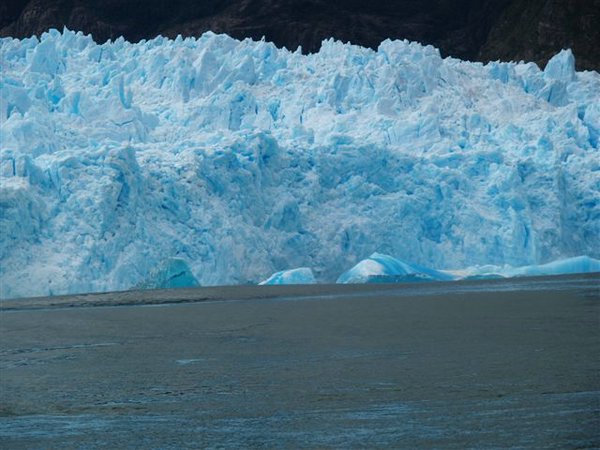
{"left": 0, "top": 29, "right": 599, "bottom": 298}
{"left": 136, "top": 257, "right": 199, "bottom": 290}
{"left": 260, "top": 267, "right": 316, "bottom": 285}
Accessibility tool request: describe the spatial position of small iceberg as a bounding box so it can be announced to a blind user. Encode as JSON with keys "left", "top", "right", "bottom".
{"left": 259, "top": 267, "right": 316, "bottom": 285}
{"left": 336, "top": 252, "right": 455, "bottom": 284}
{"left": 455, "top": 255, "right": 600, "bottom": 279}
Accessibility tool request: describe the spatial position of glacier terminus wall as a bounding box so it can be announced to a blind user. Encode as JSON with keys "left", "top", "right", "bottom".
{"left": 1, "top": 29, "right": 599, "bottom": 298}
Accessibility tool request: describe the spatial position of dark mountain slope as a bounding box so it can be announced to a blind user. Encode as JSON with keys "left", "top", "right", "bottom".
{"left": 1, "top": 0, "right": 598, "bottom": 70}
{"left": 479, "top": 0, "right": 600, "bottom": 71}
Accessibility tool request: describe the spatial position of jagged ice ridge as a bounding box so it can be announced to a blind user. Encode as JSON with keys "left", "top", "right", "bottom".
{"left": 1, "top": 29, "right": 599, "bottom": 298}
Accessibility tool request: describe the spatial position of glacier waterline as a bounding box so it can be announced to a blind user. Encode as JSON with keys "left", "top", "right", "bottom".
{"left": 335, "top": 254, "right": 600, "bottom": 285}
{"left": 0, "top": 29, "right": 599, "bottom": 298}
{"left": 337, "top": 252, "right": 455, "bottom": 284}
{"left": 260, "top": 267, "right": 316, "bottom": 285}
{"left": 136, "top": 257, "right": 200, "bottom": 290}
{"left": 448, "top": 255, "right": 600, "bottom": 280}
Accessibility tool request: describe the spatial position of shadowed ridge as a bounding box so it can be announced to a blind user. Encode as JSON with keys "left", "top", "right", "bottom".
{"left": 1, "top": 0, "right": 598, "bottom": 70}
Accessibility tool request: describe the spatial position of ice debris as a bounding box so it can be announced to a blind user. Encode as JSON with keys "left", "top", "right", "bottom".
{"left": 337, "top": 252, "right": 455, "bottom": 283}
{"left": 260, "top": 267, "right": 316, "bottom": 285}
{"left": 1, "top": 30, "right": 599, "bottom": 298}
{"left": 452, "top": 255, "right": 600, "bottom": 280}
{"left": 336, "top": 254, "right": 600, "bottom": 284}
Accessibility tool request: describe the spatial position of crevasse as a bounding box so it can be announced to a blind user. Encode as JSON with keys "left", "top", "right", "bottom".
{"left": 1, "top": 29, "right": 598, "bottom": 298}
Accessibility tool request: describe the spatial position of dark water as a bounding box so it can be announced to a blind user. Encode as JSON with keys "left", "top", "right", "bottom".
{"left": 1, "top": 274, "right": 598, "bottom": 448}
{"left": 0, "top": 391, "right": 598, "bottom": 448}
{"left": 2, "top": 272, "right": 598, "bottom": 311}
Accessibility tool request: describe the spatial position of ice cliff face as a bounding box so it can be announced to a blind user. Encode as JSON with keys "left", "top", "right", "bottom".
{"left": 1, "top": 30, "right": 599, "bottom": 298}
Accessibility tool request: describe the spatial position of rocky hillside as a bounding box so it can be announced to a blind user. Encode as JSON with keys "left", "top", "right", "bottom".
{"left": 1, "top": 0, "right": 598, "bottom": 70}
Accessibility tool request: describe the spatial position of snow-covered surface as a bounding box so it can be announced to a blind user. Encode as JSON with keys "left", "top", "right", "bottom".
{"left": 1, "top": 30, "right": 599, "bottom": 298}
{"left": 337, "top": 252, "right": 454, "bottom": 283}
{"left": 259, "top": 267, "right": 316, "bottom": 285}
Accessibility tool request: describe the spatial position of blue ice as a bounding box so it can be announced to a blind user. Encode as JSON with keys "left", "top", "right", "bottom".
{"left": 0, "top": 30, "right": 598, "bottom": 298}
{"left": 260, "top": 268, "right": 316, "bottom": 285}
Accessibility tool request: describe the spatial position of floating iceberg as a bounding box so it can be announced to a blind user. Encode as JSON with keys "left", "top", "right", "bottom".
{"left": 337, "top": 252, "right": 455, "bottom": 284}
{"left": 454, "top": 255, "right": 600, "bottom": 280}
{"left": 1, "top": 30, "right": 599, "bottom": 298}
{"left": 337, "top": 254, "right": 600, "bottom": 284}
{"left": 260, "top": 268, "right": 316, "bottom": 285}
